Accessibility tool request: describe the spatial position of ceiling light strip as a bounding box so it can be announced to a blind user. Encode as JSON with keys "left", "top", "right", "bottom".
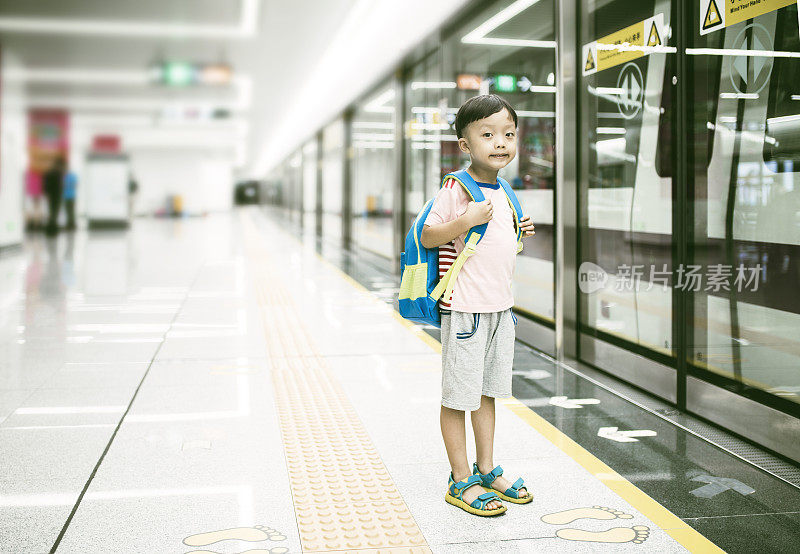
{"left": 462, "top": 0, "right": 540, "bottom": 43}
{"left": 461, "top": 0, "right": 554, "bottom": 49}
{"left": 411, "top": 81, "right": 457, "bottom": 90}
{"left": 0, "top": 0, "right": 259, "bottom": 38}
{"left": 517, "top": 110, "right": 555, "bottom": 118}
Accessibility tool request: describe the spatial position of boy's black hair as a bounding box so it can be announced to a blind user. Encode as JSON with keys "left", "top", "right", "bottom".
{"left": 455, "top": 94, "right": 518, "bottom": 139}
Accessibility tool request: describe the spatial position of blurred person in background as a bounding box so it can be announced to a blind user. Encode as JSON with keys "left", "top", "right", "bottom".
{"left": 25, "top": 168, "right": 44, "bottom": 231}
{"left": 128, "top": 173, "right": 139, "bottom": 217}
{"left": 63, "top": 165, "right": 78, "bottom": 231}
{"left": 43, "top": 156, "right": 66, "bottom": 237}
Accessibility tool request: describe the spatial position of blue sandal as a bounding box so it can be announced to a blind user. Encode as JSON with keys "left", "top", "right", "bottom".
{"left": 445, "top": 473, "right": 507, "bottom": 516}
{"left": 472, "top": 463, "right": 533, "bottom": 504}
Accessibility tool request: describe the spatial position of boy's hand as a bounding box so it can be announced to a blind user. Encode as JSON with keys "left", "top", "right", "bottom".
{"left": 519, "top": 215, "right": 535, "bottom": 237}
{"left": 465, "top": 200, "right": 493, "bottom": 226}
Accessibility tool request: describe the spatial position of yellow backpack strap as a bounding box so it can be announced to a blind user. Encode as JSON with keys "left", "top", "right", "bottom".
{"left": 429, "top": 173, "right": 486, "bottom": 303}
{"left": 507, "top": 194, "right": 524, "bottom": 253}
{"left": 499, "top": 184, "right": 524, "bottom": 254}
{"left": 429, "top": 232, "right": 481, "bottom": 302}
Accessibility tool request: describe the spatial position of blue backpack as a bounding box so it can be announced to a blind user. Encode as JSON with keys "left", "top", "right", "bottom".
{"left": 398, "top": 169, "right": 525, "bottom": 328}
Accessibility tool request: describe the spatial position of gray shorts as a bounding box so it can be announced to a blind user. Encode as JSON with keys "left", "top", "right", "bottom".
{"left": 439, "top": 308, "right": 517, "bottom": 411}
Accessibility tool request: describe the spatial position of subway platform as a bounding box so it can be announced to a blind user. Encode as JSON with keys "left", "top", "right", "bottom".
{"left": 1, "top": 207, "right": 799, "bottom": 554}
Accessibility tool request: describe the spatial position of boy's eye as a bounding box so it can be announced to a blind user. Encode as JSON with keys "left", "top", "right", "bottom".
{"left": 506, "top": 132, "right": 515, "bottom": 137}
{"left": 482, "top": 132, "right": 492, "bottom": 138}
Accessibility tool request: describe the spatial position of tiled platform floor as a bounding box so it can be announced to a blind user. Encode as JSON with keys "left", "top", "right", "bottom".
{"left": 0, "top": 208, "right": 767, "bottom": 553}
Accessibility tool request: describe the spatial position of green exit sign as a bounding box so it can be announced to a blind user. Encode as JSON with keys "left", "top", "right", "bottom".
{"left": 493, "top": 74, "right": 516, "bottom": 92}
{"left": 164, "top": 62, "right": 195, "bottom": 86}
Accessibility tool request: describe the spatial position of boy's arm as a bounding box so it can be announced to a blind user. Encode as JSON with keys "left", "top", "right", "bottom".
{"left": 420, "top": 215, "right": 473, "bottom": 249}
{"left": 421, "top": 181, "right": 491, "bottom": 249}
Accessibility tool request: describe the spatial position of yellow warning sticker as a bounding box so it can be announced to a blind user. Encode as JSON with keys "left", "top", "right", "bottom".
{"left": 583, "top": 13, "right": 666, "bottom": 76}
{"left": 699, "top": 0, "right": 795, "bottom": 36}
{"left": 647, "top": 21, "right": 662, "bottom": 47}
{"left": 702, "top": 0, "right": 724, "bottom": 32}
{"left": 585, "top": 48, "right": 596, "bottom": 72}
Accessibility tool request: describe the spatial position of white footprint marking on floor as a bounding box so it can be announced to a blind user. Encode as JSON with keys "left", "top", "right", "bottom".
{"left": 541, "top": 506, "right": 649, "bottom": 545}
{"left": 187, "top": 546, "right": 289, "bottom": 554}
{"left": 183, "top": 525, "right": 287, "bottom": 547}
{"left": 556, "top": 525, "right": 650, "bottom": 544}
{"left": 541, "top": 505, "right": 634, "bottom": 525}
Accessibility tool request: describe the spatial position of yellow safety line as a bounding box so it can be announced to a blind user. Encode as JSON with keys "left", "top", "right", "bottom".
{"left": 258, "top": 209, "right": 726, "bottom": 553}
{"left": 241, "top": 213, "right": 430, "bottom": 553}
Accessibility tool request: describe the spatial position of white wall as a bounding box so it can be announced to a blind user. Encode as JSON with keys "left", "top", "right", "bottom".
{"left": 69, "top": 125, "right": 89, "bottom": 220}
{"left": 129, "top": 149, "right": 234, "bottom": 215}
{"left": 0, "top": 50, "right": 26, "bottom": 248}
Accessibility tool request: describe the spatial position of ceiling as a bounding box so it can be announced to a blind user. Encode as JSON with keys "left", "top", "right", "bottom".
{"left": 0, "top": 0, "right": 471, "bottom": 177}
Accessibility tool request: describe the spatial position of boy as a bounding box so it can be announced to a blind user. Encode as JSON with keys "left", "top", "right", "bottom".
{"left": 420, "top": 94, "right": 536, "bottom": 516}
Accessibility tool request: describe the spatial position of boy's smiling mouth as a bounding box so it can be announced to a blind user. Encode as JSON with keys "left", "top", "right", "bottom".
{"left": 490, "top": 153, "right": 508, "bottom": 159}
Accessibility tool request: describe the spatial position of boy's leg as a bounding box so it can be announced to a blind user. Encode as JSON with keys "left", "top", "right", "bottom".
{"left": 472, "top": 309, "right": 528, "bottom": 498}
{"left": 470, "top": 310, "right": 501, "bottom": 478}
{"left": 440, "top": 406, "right": 501, "bottom": 509}
{"left": 440, "top": 405, "right": 469, "bottom": 478}
{"left": 470, "top": 393, "right": 496, "bottom": 468}
{"left": 472, "top": 395, "right": 526, "bottom": 496}
{"left": 440, "top": 311, "right": 502, "bottom": 510}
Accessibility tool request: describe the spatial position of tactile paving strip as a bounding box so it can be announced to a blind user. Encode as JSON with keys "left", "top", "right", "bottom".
{"left": 243, "top": 215, "right": 430, "bottom": 553}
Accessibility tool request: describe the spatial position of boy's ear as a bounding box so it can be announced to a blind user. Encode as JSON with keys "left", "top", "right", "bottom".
{"left": 458, "top": 137, "right": 470, "bottom": 154}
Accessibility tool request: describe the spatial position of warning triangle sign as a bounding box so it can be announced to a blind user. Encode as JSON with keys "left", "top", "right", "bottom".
{"left": 647, "top": 22, "right": 661, "bottom": 47}
{"left": 585, "top": 48, "right": 596, "bottom": 72}
{"left": 703, "top": 0, "right": 723, "bottom": 31}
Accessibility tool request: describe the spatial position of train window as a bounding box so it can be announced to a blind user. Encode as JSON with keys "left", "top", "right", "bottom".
{"left": 352, "top": 80, "right": 397, "bottom": 259}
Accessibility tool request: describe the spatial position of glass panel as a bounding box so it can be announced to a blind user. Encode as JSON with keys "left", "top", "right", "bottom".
{"left": 689, "top": 3, "right": 800, "bottom": 406}
{"left": 302, "top": 139, "right": 317, "bottom": 234}
{"left": 322, "top": 119, "right": 345, "bottom": 243}
{"left": 262, "top": 169, "right": 284, "bottom": 208}
{"left": 285, "top": 152, "right": 303, "bottom": 223}
{"left": 352, "top": 80, "right": 396, "bottom": 259}
{"left": 579, "top": 0, "right": 675, "bottom": 355}
{"left": 435, "top": 0, "right": 557, "bottom": 323}
{"left": 405, "top": 52, "right": 445, "bottom": 233}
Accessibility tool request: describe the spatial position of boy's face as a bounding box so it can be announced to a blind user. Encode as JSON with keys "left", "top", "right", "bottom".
{"left": 458, "top": 108, "right": 517, "bottom": 172}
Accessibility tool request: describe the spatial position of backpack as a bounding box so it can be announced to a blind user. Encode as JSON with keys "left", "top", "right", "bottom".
{"left": 398, "top": 169, "right": 525, "bottom": 328}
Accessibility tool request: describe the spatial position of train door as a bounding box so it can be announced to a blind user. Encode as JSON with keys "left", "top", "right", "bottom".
{"left": 686, "top": 1, "right": 800, "bottom": 456}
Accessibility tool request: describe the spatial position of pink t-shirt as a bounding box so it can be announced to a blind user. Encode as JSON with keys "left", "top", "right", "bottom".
{"left": 424, "top": 176, "right": 520, "bottom": 313}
